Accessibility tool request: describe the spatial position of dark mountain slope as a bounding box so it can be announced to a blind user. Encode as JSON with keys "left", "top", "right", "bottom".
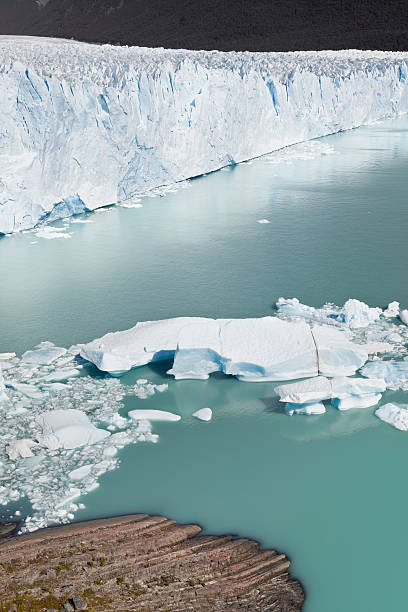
{"left": 0, "top": 0, "right": 407, "bottom": 51}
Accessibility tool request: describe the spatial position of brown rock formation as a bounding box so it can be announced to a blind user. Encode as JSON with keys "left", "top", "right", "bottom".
{"left": 0, "top": 514, "right": 305, "bottom": 611}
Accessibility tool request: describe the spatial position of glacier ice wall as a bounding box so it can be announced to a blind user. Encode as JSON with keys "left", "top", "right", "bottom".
{"left": 1, "top": 37, "right": 408, "bottom": 233}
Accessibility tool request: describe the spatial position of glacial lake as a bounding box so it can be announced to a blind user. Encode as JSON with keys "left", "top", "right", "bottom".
{"left": 2, "top": 115, "right": 408, "bottom": 612}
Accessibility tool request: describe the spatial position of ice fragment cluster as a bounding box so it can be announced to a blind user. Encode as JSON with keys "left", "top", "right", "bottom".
{"left": 0, "top": 342, "right": 168, "bottom": 532}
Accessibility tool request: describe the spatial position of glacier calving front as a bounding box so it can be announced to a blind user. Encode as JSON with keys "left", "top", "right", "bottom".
{"left": 1, "top": 37, "right": 408, "bottom": 233}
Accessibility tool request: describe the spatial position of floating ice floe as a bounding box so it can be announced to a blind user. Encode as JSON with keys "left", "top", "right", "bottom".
{"left": 0, "top": 341, "right": 167, "bottom": 532}
{"left": 192, "top": 408, "right": 213, "bottom": 421}
{"left": 276, "top": 375, "right": 386, "bottom": 413}
{"left": 257, "top": 219, "right": 270, "bottom": 224}
{"left": 128, "top": 409, "right": 181, "bottom": 422}
{"left": 375, "top": 403, "right": 408, "bottom": 431}
{"left": 80, "top": 316, "right": 381, "bottom": 381}
{"left": 36, "top": 409, "right": 110, "bottom": 450}
{"left": 21, "top": 342, "right": 67, "bottom": 365}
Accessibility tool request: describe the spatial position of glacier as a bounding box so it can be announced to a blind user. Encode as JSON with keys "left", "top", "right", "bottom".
{"left": 1, "top": 37, "right": 408, "bottom": 233}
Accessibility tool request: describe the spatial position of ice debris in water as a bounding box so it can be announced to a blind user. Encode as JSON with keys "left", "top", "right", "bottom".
{"left": 276, "top": 297, "right": 408, "bottom": 357}
{"left": 276, "top": 297, "right": 382, "bottom": 328}
{"left": 375, "top": 403, "right": 408, "bottom": 431}
{"left": 0, "top": 343, "right": 168, "bottom": 533}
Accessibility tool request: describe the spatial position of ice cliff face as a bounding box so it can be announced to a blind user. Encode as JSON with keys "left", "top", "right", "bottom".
{"left": 1, "top": 37, "right": 408, "bottom": 233}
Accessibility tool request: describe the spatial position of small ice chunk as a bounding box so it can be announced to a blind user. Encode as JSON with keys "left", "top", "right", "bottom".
{"left": 192, "top": 408, "right": 213, "bottom": 421}
{"left": 22, "top": 345, "right": 67, "bottom": 365}
{"left": 343, "top": 299, "right": 382, "bottom": 329}
{"left": 332, "top": 393, "right": 382, "bottom": 411}
{"left": 257, "top": 219, "right": 270, "bottom": 224}
{"left": 383, "top": 301, "right": 400, "bottom": 317}
{"left": 6, "top": 439, "right": 36, "bottom": 460}
{"left": 399, "top": 309, "right": 408, "bottom": 326}
{"left": 128, "top": 409, "right": 181, "bottom": 422}
{"left": 376, "top": 403, "right": 408, "bottom": 430}
{"left": 285, "top": 401, "right": 326, "bottom": 415}
{"left": 155, "top": 384, "right": 168, "bottom": 392}
{"left": 37, "top": 409, "right": 110, "bottom": 449}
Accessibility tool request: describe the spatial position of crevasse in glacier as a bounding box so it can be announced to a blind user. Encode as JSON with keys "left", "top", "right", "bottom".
{"left": 1, "top": 37, "right": 408, "bottom": 233}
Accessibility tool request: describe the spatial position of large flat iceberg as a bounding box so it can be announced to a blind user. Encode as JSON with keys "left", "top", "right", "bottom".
{"left": 1, "top": 37, "right": 408, "bottom": 233}
{"left": 80, "top": 316, "right": 377, "bottom": 381}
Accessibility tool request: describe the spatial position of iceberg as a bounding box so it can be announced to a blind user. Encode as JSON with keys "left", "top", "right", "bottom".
{"left": 1, "top": 37, "right": 408, "bottom": 233}
{"left": 276, "top": 376, "right": 385, "bottom": 402}
{"left": 36, "top": 409, "right": 110, "bottom": 450}
{"left": 81, "top": 316, "right": 375, "bottom": 381}
{"left": 276, "top": 375, "right": 385, "bottom": 412}
{"left": 376, "top": 403, "right": 408, "bottom": 431}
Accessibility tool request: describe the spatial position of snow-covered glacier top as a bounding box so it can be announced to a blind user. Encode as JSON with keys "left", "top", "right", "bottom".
{"left": 1, "top": 36, "right": 408, "bottom": 233}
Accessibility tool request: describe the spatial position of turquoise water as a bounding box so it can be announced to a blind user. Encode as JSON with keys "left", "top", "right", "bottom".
{"left": 2, "top": 116, "right": 408, "bottom": 611}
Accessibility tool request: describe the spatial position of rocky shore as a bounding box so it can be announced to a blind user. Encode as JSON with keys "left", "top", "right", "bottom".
{"left": 0, "top": 514, "right": 305, "bottom": 611}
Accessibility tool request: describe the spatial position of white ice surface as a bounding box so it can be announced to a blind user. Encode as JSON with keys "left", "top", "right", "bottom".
{"left": 82, "top": 316, "right": 373, "bottom": 381}
{"left": 376, "top": 403, "right": 408, "bottom": 430}
{"left": 36, "top": 409, "right": 110, "bottom": 450}
{"left": 311, "top": 325, "right": 369, "bottom": 377}
{"left": 192, "top": 408, "right": 213, "bottom": 421}
{"left": 1, "top": 38, "right": 408, "bottom": 233}
{"left": 128, "top": 409, "right": 181, "bottom": 422}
